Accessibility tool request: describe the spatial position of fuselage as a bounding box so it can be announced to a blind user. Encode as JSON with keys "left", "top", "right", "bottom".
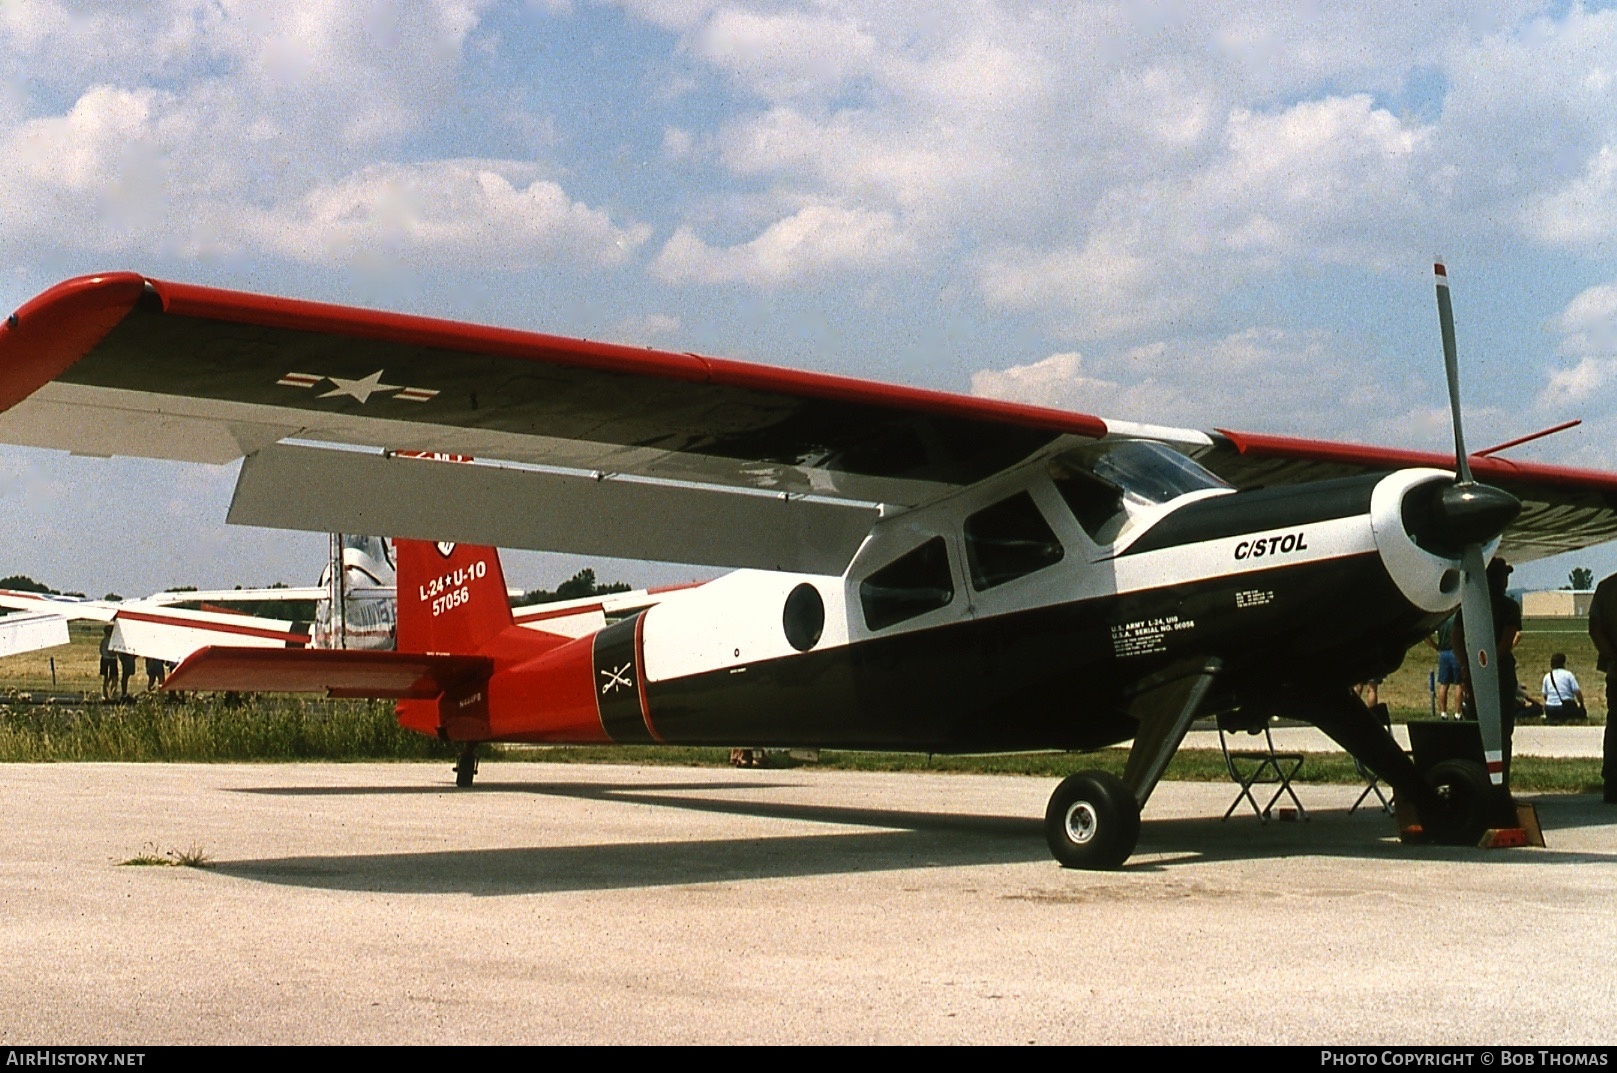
{"left": 424, "top": 442, "right": 1471, "bottom": 753}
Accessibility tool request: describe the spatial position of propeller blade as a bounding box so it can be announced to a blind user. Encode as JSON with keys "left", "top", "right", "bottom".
{"left": 1459, "top": 545, "right": 1505, "bottom": 786}
{"left": 1434, "top": 261, "right": 1474, "bottom": 485}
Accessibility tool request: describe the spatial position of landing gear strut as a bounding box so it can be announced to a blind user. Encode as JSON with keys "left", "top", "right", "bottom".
{"left": 454, "top": 744, "right": 479, "bottom": 788}
{"left": 1044, "top": 771, "right": 1141, "bottom": 870}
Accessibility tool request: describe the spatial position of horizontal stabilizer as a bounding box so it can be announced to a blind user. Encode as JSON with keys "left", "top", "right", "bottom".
{"left": 164, "top": 646, "right": 491, "bottom": 699}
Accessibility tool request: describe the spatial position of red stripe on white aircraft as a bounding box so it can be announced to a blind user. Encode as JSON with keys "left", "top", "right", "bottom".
{"left": 116, "top": 609, "right": 312, "bottom": 645}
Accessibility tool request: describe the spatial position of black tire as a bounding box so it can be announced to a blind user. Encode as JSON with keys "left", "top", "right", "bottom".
{"left": 454, "top": 748, "right": 478, "bottom": 789}
{"left": 1044, "top": 771, "right": 1141, "bottom": 869}
{"left": 1423, "top": 758, "right": 1494, "bottom": 844}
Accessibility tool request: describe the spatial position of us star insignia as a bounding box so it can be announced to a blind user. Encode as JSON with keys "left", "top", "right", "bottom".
{"left": 276, "top": 369, "right": 439, "bottom": 403}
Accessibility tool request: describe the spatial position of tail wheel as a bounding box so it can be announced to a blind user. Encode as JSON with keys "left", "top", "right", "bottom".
{"left": 1044, "top": 771, "right": 1141, "bottom": 869}
{"left": 1423, "top": 758, "right": 1493, "bottom": 845}
{"left": 454, "top": 745, "right": 479, "bottom": 789}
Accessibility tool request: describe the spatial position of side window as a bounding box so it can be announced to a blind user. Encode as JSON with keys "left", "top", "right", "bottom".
{"left": 860, "top": 537, "right": 955, "bottom": 631}
{"left": 963, "top": 492, "right": 1065, "bottom": 590}
{"left": 1051, "top": 467, "right": 1127, "bottom": 544}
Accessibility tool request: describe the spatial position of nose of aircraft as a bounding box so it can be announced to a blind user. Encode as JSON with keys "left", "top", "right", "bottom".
{"left": 1402, "top": 479, "right": 1521, "bottom": 556}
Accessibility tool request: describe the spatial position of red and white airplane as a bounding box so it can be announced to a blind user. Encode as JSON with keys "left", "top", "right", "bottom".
{"left": 0, "top": 534, "right": 397, "bottom": 666}
{"left": 0, "top": 530, "right": 678, "bottom": 665}
{"left": 2, "top": 268, "right": 1612, "bottom": 867}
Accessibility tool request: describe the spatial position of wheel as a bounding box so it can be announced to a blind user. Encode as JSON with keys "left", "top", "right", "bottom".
{"left": 1044, "top": 771, "right": 1141, "bottom": 869}
{"left": 1422, "top": 758, "right": 1494, "bottom": 844}
{"left": 454, "top": 747, "right": 478, "bottom": 788}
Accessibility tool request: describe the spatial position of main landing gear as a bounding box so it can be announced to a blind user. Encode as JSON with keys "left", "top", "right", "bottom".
{"left": 1044, "top": 771, "right": 1141, "bottom": 870}
{"left": 454, "top": 743, "right": 479, "bottom": 788}
{"left": 1422, "top": 758, "right": 1499, "bottom": 844}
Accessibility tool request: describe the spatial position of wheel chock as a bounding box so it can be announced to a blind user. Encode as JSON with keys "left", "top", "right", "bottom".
{"left": 1478, "top": 827, "right": 1527, "bottom": 848}
{"left": 1394, "top": 797, "right": 1426, "bottom": 843}
{"left": 1477, "top": 803, "right": 1545, "bottom": 849}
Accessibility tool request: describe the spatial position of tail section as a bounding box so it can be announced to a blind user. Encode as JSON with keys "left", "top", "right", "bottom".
{"left": 395, "top": 540, "right": 513, "bottom": 655}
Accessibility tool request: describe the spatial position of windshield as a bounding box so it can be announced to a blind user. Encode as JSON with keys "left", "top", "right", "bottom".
{"left": 1048, "top": 441, "right": 1228, "bottom": 546}
{"left": 1058, "top": 440, "right": 1229, "bottom": 507}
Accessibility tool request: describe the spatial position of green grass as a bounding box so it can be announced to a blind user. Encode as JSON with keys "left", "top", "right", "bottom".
{"left": 0, "top": 700, "right": 1600, "bottom": 794}
{"left": 0, "top": 693, "right": 456, "bottom": 763}
{"left": 1379, "top": 616, "right": 1609, "bottom": 723}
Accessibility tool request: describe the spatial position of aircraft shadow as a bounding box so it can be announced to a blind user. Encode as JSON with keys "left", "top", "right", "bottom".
{"left": 212, "top": 828, "right": 1052, "bottom": 896}
{"left": 1136, "top": 797, "right": 1617, "bottom": 869}
{"left": 213, "top": 780, "right": 1617, "bottom": 893}
{"left": 221, "top": 776, "right": 1049, "bottom": 893}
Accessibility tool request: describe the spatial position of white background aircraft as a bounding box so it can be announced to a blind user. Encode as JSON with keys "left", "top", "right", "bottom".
{"left": 0, "top": 529, "right": 691, "bottom": 668}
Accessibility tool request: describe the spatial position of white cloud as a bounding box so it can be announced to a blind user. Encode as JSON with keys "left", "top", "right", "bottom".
{"left": 609, "top": 312, "right": 682, "bottom": 345}
{"left": 1441, "top": 4, "right": 1617, "bottom": 236}
{"left": 1527, "top": 145, "right": 1617, "bottom": 245}
{"left": 693, "top": 8, "right": 880, "bottom": 101}
{"left": 247, "top": 161, "right": 652, "bottom": 270}
{"left": 619, "top": 1, "right": 1617, "bottom": 348}
{"left": 0, "top": 85, "right": 193, "bottom": 254}
{"left": 976, "top": 94, "right": 1434, "bottom": 338}
{"left": 2, "top": 2, "right": 491, "bottom": 147}
{"left": 978, "top": 231, "right": 1186, "bottom": 340}
{"left": 969, "top": 328, "right": 1457, "bottom": 445}
{"left": 651, "top": 202, "right": 915, "bottom": 287}
{"left": 1536, "top": 282, "right": 1617, "bottom": 406}
{"left": 662, "top": 126, "right": 695, "bottom": 159}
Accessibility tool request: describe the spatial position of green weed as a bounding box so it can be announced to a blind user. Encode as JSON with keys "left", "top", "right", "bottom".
{"left": 120, "top": 841, "right": 211, "bottom": 868}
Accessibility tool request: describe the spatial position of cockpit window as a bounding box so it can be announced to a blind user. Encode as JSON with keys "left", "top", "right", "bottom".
{"left": 963, "top": 493, "right": 1064, "bottom": 590}
{"left": 1050, "top": 441, "right": 1229, "bottom": 543}
{"left": 1090, "top": 441, "right": 1229, "bottom": 504}
{"left": 860, "top": 537, "right": 955, "bottom": 631}
{"left": 1050, "top": 466, "right": 1127, "bottom": 543}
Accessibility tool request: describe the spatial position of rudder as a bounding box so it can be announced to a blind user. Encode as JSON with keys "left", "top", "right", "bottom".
{"left": 395, "top": 540, "right": 514, "bottom": 655}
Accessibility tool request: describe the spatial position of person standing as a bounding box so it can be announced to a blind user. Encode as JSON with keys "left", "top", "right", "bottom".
{"left": 1426, "top": 613, "right": 1464, "bottom": 720}
{"left": 98, "top": 625, "right": 118, "bottom": 702}
{"left": 118, "top": 650, "right": 137, "bottom": 701}
{"left": 1588, "top": 572, "right": 1617, "bottom": 803}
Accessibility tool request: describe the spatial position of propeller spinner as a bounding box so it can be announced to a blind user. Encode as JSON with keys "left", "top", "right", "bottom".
{"left": 1433, "top": 261, "right": 1520, "bottom": 793}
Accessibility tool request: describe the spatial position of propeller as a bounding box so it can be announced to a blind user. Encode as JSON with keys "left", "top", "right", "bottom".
{"left": 1433, "top": 260, "right": 1518, "bottom": 790}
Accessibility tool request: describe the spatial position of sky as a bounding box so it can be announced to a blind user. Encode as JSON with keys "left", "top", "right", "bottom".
{"left": 2, "top": 0, "right": 1616, "bottom": 596}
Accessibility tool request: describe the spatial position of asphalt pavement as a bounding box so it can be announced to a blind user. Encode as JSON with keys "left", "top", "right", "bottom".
{"left": 2, "top": 761, "right": 1614, "bottom": 1045}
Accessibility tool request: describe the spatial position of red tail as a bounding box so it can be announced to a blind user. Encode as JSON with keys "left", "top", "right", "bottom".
{"left": 395, "top": 540, "right": 513, "bottom": 655}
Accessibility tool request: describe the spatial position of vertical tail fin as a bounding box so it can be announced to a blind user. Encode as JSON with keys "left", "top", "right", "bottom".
{"left": 394, "top": 540, "right": 513, "bottom": 655}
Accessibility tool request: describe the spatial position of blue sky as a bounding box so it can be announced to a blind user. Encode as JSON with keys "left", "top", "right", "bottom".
{"left": 3, "top": 0, "right": 1617, "bottom": 595}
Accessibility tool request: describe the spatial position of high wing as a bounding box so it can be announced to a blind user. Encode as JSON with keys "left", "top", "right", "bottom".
{"left": 146, "top": 586, "right": 329, "bottom": 606}
{"left": 1197, "top": 430, "right": 1617, "bottom": 562}
{"left": 0, "top": 589, "right": 311, "bottom": 664}
{"left": 0, "top": 610, "right": 70, "bottom": 658}
{"left": 0, "top": 590, "right": 120, "bottom": 623}
{"left": 4, "top": 272, "right": 1616, "bottom": 566}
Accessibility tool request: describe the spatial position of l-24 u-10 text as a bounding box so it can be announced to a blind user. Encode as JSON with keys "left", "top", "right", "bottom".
{"left": 419, "top": 561, "right": 488, "bottom": 603}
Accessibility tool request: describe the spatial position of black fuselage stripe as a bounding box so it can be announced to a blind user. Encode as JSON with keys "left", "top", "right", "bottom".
{"left": 592, "top": 613, "right": 655, "bottom": 744}
{"left": 637, "top": 552, "right": 1430, "bottom": 752}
